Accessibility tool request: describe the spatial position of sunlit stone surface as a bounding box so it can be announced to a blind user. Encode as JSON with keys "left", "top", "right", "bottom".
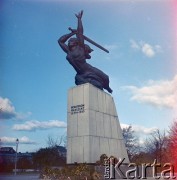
{"left": 67, "top": 83, "right": 129, "bottom": 164}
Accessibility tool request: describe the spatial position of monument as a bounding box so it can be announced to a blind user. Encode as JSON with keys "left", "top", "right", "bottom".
{"left": 58, "top": 11, "right": 129, "bottom": 164}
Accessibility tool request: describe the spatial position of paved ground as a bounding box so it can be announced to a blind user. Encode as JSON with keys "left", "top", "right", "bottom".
{"left": 0, "top": 174, "right": 176, "bottom": 179}
{"left": 0, "top": 174, "right": 40, "bottom": 180}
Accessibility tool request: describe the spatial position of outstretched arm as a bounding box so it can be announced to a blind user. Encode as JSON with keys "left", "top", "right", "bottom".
{"left": 58, "top": 32, "right": 75, "bottom": 53}
{"left": 75, "top": 10, "right": 84, "bottom": 46}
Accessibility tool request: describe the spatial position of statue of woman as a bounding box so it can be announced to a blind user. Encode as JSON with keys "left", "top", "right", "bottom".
{"left": 58, "top": 11, "right": 112, "bottom": 93}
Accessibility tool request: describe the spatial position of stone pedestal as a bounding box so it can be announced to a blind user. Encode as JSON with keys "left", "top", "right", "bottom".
{"left": 67, "top": 83, "right": 129, "bottom": 164}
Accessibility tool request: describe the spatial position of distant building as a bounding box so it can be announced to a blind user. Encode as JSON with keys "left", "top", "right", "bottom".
{"left": 0, "top": 146, "right": 34, "bottom": 172}
{"left": 0, "top": 147, "right": 16, "bottom": 163}
{"left": 0, "top": 147, "right": 32, "bottom": 163}
{"left": 0, "top": 147, "right": 16, "bottom": 154}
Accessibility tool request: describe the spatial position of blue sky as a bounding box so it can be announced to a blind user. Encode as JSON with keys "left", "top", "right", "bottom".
{"left": 0, "top": 0, "right": 176, "bottom": 152}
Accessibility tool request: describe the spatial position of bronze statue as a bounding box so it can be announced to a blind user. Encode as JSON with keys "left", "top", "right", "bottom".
{"left": 58, "top": 10, "right": 113, "bottom": 93}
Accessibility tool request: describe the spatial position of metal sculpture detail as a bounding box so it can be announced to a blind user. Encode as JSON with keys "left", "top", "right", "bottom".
{"left": 58, "top": 11, "right": 112, "bottom": 93}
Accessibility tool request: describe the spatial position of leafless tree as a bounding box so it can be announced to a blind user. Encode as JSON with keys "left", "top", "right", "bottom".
{"left": 167, "top": 120, "right": 177, "bottom": 168}
{"left": 145, "top": 129, "right": 169, "bottom": 164}
{"left": 46, "top": 135, "right": 64, "bottom": 147}
{"left": 122, "top": 125, "right": 140, "bottom": 161}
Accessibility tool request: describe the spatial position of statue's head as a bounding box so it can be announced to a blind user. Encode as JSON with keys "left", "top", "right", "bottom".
{"left": 68, "top": 38, "right": 79, "bottom": 49}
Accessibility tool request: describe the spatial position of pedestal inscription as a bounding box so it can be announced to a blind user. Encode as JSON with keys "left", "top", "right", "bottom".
{"left": 67, "top": 83, "right": 129, "bottom": 164}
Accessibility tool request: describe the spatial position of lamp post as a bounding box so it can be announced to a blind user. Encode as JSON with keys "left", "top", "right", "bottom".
{"left": 0, "top": 139, "right": 1, "bottom": 152}
{"left": 14, "top": 138, "right": 19, "bottom": 176}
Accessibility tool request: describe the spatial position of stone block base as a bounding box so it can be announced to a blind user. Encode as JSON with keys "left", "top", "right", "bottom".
{"left": 67, "top": 83, "right": 129, "bottom": 164}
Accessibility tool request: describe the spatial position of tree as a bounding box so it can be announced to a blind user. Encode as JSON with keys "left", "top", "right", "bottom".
{"left": 47, "top": 135, "right": 60, "bottom": 147}
{"left": 0, "top": 156, "right": 14, "bottom": 172}
{"left": 47, "top": 134, "right": 66, "bottom": 148}
{"left": 33, "top": 146, "right": 66, "bottom": 169}
{"left": 17, "top": 157, "right": 33, "bottom": 170}
{"left": 167, "top": 120, "right": 177, "bottom": 171}
{"left": 144, "top": 129, "right": 169, "bottom": 165}
{"left": 122, "top": 125, "right": 140, "bottom": 161}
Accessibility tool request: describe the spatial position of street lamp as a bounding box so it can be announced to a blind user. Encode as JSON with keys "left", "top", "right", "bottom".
{"left": 0, "top": 139, "right": 2, "bottom": 152}
{"left": 14, "top": 138, "right": 19, "bottom": 176}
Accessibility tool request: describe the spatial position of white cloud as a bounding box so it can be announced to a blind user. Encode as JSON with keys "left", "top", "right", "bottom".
{"left": 0, "top": 97, "right": 31, "bottom": 120}
{"left": 132, "top": 125, "right": 157, "bottom": 134}
{"left": 139, "top": 139, "right": 145, "bottom": 145}
{"left": 130, "top": 39, "right": 162, "bottom": 58}
{"left": 12, "top": 120, "right": 67, "bottom": 131}
{"left": 123, "top": 75, "right": 177, "bottom": 109}
{"left": 0, "top": 136, "right": 37, "bottom": 145}
{"left": 0, "top": 97, "right": 17, "bottom": 120}
{"left": 120, "top": 123, "right": 157, "bottom": 135}
{"left": 121, "top": 123, "right": 157, "bottom": 146}
{"left": 154, "top": 45, "right": 163, "bottom": 53}
{"left": 141, "top": 43, "right": 155, "bottom": 57}
{"left": 130, "top": 39, "right": 140, "bottom": 50}
{"left": 120, "top": 123, "right": 130, "bottom": 129}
